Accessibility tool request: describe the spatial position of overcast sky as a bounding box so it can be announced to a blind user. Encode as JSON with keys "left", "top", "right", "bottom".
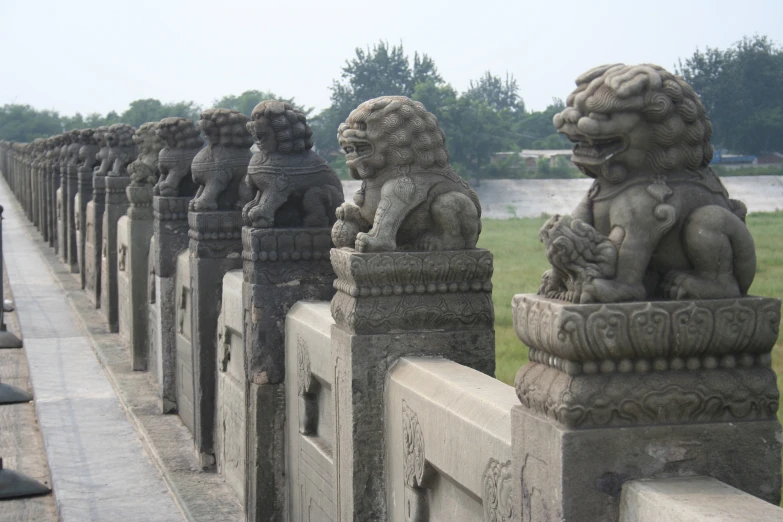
{"left": 1, "top": 0, "right": 781, "bottom": 117}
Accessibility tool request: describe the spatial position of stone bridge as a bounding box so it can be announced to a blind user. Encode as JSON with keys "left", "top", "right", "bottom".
{"left": 0, "top": 93, "right": 782, "bottom": 522}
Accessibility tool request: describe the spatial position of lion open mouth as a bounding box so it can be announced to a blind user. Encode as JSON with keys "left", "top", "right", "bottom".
{"left": 572, "top": 137, "right": 626, "bottom": 164}
{"left": 342, "top": 141, "right": 373, "bottom": 162}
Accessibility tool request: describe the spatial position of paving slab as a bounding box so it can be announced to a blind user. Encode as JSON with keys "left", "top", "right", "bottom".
{"left": 0, "top": 179, "right": 186, "bottom": 522}
{"left": 0, "top": 264, "right": 56, "bottom": 522}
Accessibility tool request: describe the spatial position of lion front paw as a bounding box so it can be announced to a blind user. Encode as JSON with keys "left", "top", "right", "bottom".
{"left": 662, "top": 271, "right": 740, "bottom": 300}
{"left": 190, "top": 198, "right": 218, "bottom": 212}
{"left": 250, "top": 213, "right": 274, "bottom": 228}
{"left": 355, "top": 232, "right": 396, "bottom": 253}
{"left": 580, "top": 279, "right": 646, "bottom": 304}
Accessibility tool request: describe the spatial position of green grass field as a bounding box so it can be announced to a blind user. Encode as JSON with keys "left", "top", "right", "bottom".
{"left": 478, "top": 211, "right": 783, "bottom": 405}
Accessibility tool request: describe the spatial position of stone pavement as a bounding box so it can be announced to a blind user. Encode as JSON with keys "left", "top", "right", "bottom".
{"left": 0, "top": 263, "right": 56, "bottom": 522}
{"left": 0, "top": 179, "right": 186, "bottom": 522}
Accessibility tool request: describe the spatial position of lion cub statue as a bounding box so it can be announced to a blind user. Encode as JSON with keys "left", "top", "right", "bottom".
{"left": 190, "top": 109, "right": 254, "bottom": 211}
{"left": 332, "top": 96, "right": 481, "bottom": 252}
{"left": 242, "top": 100, "right": 344, "bottom": 228}
{"left": 539, "top": 63, "right": 755, "bottom": 303}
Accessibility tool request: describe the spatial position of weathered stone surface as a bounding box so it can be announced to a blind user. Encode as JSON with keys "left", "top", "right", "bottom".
{"left": 513, "top": 294, "right": 780, "bottom": 429}
{"left": 214, "top": 271, "right": 246, "bottom": 503}
{"left": 332, "top": 326, "right": 495, "bottom": 521}
{"left": 187, "top": 208, "right": 245, "bottom": 465}
{"left": 117, "top": 216, "right": 131, "bottom": 339}
{"left": 155, "top": 117, "right": 201, "bottom": 197}
{"left": 387, "top": 357, "right": 517, "bottom": 522}
{"left": 75, "top": 128, "right": 99, "bottom": 288}
{"left": 85, "top": 126, "right": 111, "bottom": 307}
{"left": 175, "top": 251, "right": 194, "bottom": 431}
{"left": 330, "top": 248, "right": 494, "bottom": 334}
{"left": 332, "top": 96, "right": 481, "bottom": 253}
{"left": 539, "top": 64, "right": 755, "bottom": 304}
{"left": 64, "top": 129, "right": 81, "bottom": 272}
{"left": 242, "top": 100, "right": 343, "bottom": 229}
{"left": 512, "top": 292, "right": 782, "bottom": 519}
{"left": 242, "top": 227, "right": 336, "bottom": 385}
{"left": 101, "top": 175, "right": 132, "bottom": 331}
{"left": 120, "top": 123, "right": 163, "bottom": 370}
{"left": 153, "top": 196, "right": 191, "bottom": 412}
{"left": 106, "top": 123, "right": 137, "bottom": 178}
{"left": 127, "top": 122, "right": 164, "bottom": 220}
{"left": 285, "top": 302, "right": 335, "bottom": 522}
{"left": 619, "top": 476, "right": 783, "bottom": 522}
{"left": 242, "top": 226, "right": 336, "bottom": 521}
{"left": 189, "top": 109, "right": 253, "bottom": 212}
{"left": 512, "top": 406, "right": 781, "bottom": 522}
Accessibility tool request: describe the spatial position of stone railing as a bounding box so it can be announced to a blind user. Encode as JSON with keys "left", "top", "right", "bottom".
{"left": 620, "top": 477, "right": 783, "bottom": 522}
{"left": 387, "top": 357, "right": 517, "bottom": 521}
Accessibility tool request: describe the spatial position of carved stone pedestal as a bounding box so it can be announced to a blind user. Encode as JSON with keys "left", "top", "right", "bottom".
{"left": 241, "top": 227, "right": 336, "bottom": 521}
{"left": 85, "top": 175, "right": 106, "bottom": 307}
{"left": 152, "top": 196, "right": 191, "bottom": 413}
{"left": 31, "top": 163, "right": 39, "bottom": 230}
{"left": 75, "top": 166, "right": 94, "bottom": 288}
{"left": 49, "top": 165, "right": 59, "bottom": 249}
{"left": 123, "top": 185, "right": 154, "bottom": 370}
{"left": 511, "top": 294, "right": 782, "bottom": 522}
{"left": 56, "top": 169, "right": 66, "bottom": 262}
{"left": 100, "top": 176, "right": 131, "bottom": 332}
{"left": 40, "top": 167, "right": 49, "bottom": 243}
{"left": 65, "top": 164, "right": 78, "bottom": 272}
{"left": 187, "top": 210, "right": 243, "bottom": 466}
{"left": 330, "top": 248, "right": 496, "bottom": 521}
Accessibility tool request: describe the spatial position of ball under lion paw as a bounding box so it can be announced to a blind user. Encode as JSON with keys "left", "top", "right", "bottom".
{"left": 331, "top": 219, "right": 362, "bottom": 249}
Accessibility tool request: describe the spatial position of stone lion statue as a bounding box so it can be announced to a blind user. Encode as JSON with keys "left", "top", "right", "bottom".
{"left": 539, "top": 63, "right": 755, "bottom": 303}
{"left": 92, "top": 127, "right": 111, "bottom": 176}
{"left": 242, "top": 100, "right": 344, "bottom": 228}
{"left": 331, "top": 96, "right": 481, "bottom": 252}
{"left": 106, "top": 123, "right": 137, "bottom": 177}
{"left": 128, "top": 122, "right": 164, "bottom": 187}
{"left": 77, "top": 128, "right": 100, "bottom": 173}
{"left": 155, "top": 117, "right": 202, "bottom": 197}
{"left": 190, "top": 109, "right": 254, "bottom": 211}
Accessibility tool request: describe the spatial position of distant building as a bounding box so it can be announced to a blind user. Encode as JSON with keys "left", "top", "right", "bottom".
{"left": 493, "top": 149, "right": 574, "bottom": 169}
{"left": 710, "top": 149, "right": 756, "bottom": 165}
{"left": 756, "top": 152, "right": 783, "bottom": 165}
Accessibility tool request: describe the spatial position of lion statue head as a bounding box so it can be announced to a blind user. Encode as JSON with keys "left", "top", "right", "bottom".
{"left": 157, "top": 117, "right": 202, "bottom": 150}
{"left": 78, "top": 128, "right": 97, "bottom": 146}
{"left": 553, "top": 64, "right": 713, "bottom": 184}
{"left": 337, "top": 96, "right": 449, "bottom": 180}
{"left": 132, "top": 122, "right": 164, "bottom": 156}
{"left": 105, "top": 123, "right": 136, "bottom": 149}
{"left": 198, "top": 109, "right": 254, "bottom": 149}
{"left": 247, "top": 100, "right": 313, "bottom": 154}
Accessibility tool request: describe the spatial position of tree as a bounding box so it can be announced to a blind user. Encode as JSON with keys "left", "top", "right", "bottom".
{"left": 465, "top": 71, "right": 525, "bottom": 113}
{"left": 118, "top": 98, "right": 202, "bottom": 128}
{"left": 312, "top": 41, "right": 443, "bottom": 155}
{"left": 213, "top": 90, "right": 309, "bottom": 117}
{"left": 514, "top": 99, "right": 571, "bottom": 150}
{"left": 678, "top": 35, "right": 783, "bottom": 154}
{"left": 0, "top": 104, "right": 63, "bottom": 142}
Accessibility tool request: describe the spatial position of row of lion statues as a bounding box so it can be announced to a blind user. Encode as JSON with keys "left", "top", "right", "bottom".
{"left": 0, "top": 63, "right": 757, "bottom": 305}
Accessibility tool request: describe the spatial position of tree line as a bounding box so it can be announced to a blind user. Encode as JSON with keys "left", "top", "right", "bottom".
{"left": 2, "top": 35, "right": 781, "bottom": 180}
